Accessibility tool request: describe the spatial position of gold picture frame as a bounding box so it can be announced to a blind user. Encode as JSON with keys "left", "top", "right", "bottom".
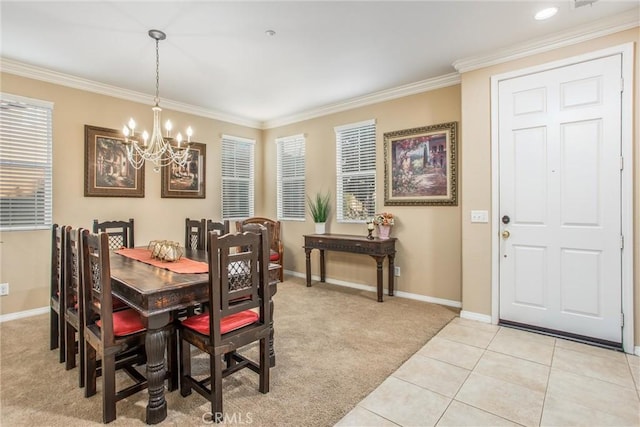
{"left": 161, "top": 142, "right": 206, "bottom": 198}
{"left": 84, "top": 125, "right": 145, "bottom": 197}
{"left": 383, "top": 121, "right": 458, "bottom": 206}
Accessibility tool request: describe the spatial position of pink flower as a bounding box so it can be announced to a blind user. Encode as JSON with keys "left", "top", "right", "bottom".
{"left": 373, "top": 212, "right": 395, "bottom": 226}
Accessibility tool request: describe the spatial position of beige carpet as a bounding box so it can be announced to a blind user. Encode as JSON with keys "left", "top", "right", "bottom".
{"left": 0, "top": 277, "right": 458, "bottom": 426}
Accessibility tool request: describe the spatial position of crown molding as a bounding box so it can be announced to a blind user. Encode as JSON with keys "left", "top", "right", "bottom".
{"left": 453, "top": 8, "right": 639, "bottom": 74}
{"left": 2, "top": 7, "right": 636, "bottom": 131}
{"left": 0, "top": 58, "right": 261, "bottom": 129}
{"left": 262, "top": 72, "right": 461, "bottom": 129}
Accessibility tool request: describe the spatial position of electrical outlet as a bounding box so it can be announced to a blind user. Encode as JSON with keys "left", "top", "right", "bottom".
{"left": 394, "top": 267, "right": 401, "bottom": 277}
{"left": 0, "top": 283, "right": 9, "bottom": 296}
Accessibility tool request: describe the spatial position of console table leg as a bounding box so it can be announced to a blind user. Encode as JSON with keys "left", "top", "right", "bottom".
{"left": 374, "top": 256, "right": 384, "bottom": 302}
{"left": 388, "top": 254, "right": 395, "bottom": 296}
{"left": 319, "top": 250, "right": 326, "bottom": 282}
{"left": 305, "top": 249, "right": 312, "bottom": 287}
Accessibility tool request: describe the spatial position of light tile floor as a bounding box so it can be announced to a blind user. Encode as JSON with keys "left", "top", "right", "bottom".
{"left": 336, "top": 317, "right": 640, "bottom": 427}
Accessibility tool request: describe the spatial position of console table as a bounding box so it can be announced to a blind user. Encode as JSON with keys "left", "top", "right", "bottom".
{"left": 303, "top": 233, "right": 397, "bottom": 302}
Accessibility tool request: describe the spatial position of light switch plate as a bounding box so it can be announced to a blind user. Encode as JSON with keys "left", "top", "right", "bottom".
{"left": 470, "top": 210, "right": 489, "bottom": 223}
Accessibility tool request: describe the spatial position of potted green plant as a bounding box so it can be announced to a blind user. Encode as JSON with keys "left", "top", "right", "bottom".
{"left": 307, "top": 191, "right": 331, "bottom": 234}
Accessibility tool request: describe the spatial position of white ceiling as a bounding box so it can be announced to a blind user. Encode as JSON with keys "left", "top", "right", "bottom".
{"left": 1, "top": 1, "right": 638, "bottom": 128}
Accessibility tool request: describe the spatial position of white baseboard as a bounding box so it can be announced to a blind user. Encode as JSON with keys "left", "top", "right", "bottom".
{"left": 285, "top": 270, "right": 462, "bottom": 308}
{"left": 0, "top": 306, "right": 49, "bottom": 323}
{"left": 460, "top": 310, "right": 493, "bottom": 324}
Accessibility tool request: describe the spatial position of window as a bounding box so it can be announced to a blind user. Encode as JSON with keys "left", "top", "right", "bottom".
{"left": 0, "top": 93, "right": 53, "bottom": 231}
{"left": 221, "top": 135, "right": 255, "bottom": 220}
{"left": 276, "top": 134, "right": 306, "bottom": 221}
{"left": 335, "top": 119, "right": 376, "bottom": 222}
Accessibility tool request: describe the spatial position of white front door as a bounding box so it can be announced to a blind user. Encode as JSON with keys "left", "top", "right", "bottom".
{"left": 498, "top": 54, "right": 622, "bottom": 344}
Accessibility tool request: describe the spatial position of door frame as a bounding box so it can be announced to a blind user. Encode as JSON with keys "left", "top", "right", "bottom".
{"left": 490, "top": 43, "right": 634, "bottom": 354}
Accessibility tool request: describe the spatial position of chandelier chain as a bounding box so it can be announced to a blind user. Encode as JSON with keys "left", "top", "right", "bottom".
{"left": 155, "top": 38, "right": 160, "bottom": 106}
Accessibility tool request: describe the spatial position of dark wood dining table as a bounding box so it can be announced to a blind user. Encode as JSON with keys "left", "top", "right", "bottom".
{"left": 109, "top": 248, "right": 280, "bottom": 425}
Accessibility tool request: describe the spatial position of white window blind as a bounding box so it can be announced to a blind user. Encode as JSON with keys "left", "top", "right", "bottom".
{"left": 0, "top": 93, "right": 53, "bottom": 231}
{"left": 276, "top": 134, "right": 306, "bottom": 221}
{"left": 335, "top": 119, "right": 376, "bottom": 222}
{"left": 221, "top": 135, "right": 255, "bottom": 220}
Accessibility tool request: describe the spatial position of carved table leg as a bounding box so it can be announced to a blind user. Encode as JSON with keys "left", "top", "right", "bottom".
{"left": 269, "top": 297, "right": 276, "bottom": 367}
{"left": 319, "top": 250, "right": 326, "bottom": 282}
{"left": 388, "top": 254, "right": 395, "bottom": 296}
{"left": 267, "top": 280, "right": 278, "bottom": 367}
{"left": 305, "top": 248, "right": 312, "bottom": 287}
{"left": 145, "top": 313, "right": 170, "bottom": 424}
{"left": 372, "top": 255, "right": 385, "bottom": 302}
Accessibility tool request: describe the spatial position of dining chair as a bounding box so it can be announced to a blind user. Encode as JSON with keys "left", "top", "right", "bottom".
{"left": 178, "top": 228, "right": 272, "bottom": 421}
{"left": 64, "top": 227, "right": 89, "bottom": 387}
{"left": 205, "top": 219, "right": 230, "bottom": 251}
{"left": 206, "top": 219, "right": 230, "bottom": 236}
{"left": 182, "top": 218, "right": 208, "bottom": 316}
{"left": 81, "top": 231, "right": 148, "bottom": 423}
{"left": 185, "top": 218, "right": 206, "bottom": 250}
{"left": 50, "top": 224, "right": 69, "bottom": 363}
{"left": 92, "top": 218, "right": 135, "bottom": 250}
{"left": 236, "top": 217, "right": 284, "bottom": 282}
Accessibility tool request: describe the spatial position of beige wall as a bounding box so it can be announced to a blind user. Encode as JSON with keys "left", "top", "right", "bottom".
{"left": 0, "top": 73, "right": 262, "bottom": 315}
{"left": 0, "top": 74, "right": 462, "bottom": 316}
{"left": 263, "top": 85, "right": 462, "bottom": 303}
{"left": 460, "top": 29, "right": 639, "bottom": 342}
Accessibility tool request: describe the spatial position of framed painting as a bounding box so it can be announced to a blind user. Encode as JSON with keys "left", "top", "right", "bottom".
{"left": 383, "top": 121, "right": 458, "bottom": 206}
{"left": 84, "top": 125, "right": 145, "bottom": 197}
{"left": 161, "top": 142, "right": 206, "bottom": 198}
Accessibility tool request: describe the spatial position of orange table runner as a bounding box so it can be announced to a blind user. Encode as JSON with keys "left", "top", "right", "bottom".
{"left": 115, "top": 248, "right": 208, "bottom": 274}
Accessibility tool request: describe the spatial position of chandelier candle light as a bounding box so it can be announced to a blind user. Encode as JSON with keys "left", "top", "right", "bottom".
{"left": 122, "top": 29, "right": 193, "bottom": 171}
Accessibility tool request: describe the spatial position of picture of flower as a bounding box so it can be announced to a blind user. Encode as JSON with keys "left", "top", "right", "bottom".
{"left": 373, "top": 212, "right": 395, "bottom": 226}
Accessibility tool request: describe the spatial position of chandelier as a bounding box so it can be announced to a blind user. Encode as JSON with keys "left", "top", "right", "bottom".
{"left": 122, "top": 29, "right": 192, "bottom": 171}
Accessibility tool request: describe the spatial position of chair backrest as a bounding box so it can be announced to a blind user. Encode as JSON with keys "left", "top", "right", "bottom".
{"left": 206, "top": 220, "right": 230, "bottom": 250}
{"left": 64, "top": 227, "right": 88, "bottom": 314}
{"left": 206, "top": 219, "right": 230, "bottom": 236}
{"left": 82, "top": 231, "right": 116, "bottom": 347}
{"left": 185, "top": 218, "right": 206, "bottom": 250}
{"left": 51, "top": 224, "right": 69, "bottom": 303}
{"left": 235, "top": 217, "right": 280, "bottom": 253}
{"left": 207, "top": 228, "right": 271, "bottom": 339}
{"left": 92, "top": 218, "right": 134, "bottom": 250}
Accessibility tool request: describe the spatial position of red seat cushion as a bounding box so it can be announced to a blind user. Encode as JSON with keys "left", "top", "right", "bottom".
{"left": 96, "top": 309, "right": 145, "bottom": 337}
{"left": 269, "top": 250, "right": 280, "bottom": 262}
{"left": 181, "top": 310, "right": 259, "bottom": 335}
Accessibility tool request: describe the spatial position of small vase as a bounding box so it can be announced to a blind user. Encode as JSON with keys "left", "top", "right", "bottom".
{"left": 377, "top": 224, "right": 391, "bottom": 239}
{"left": 314, "top": 222, "right": 326, "bottom": 234}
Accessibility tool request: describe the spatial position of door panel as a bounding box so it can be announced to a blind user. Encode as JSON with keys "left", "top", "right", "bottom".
{"left": 498, "top": 54, "right": 622, "bottom": 343}
{"left": 513, "top": 245, "right": 546, "bottom": 308}
{"left": 560, "top": 120, "right": 601, "bottom": 226}
{"left": 513, "top": 127, "right": 547, "bottom": 224}
{"left": 560, "top": 249, "right": 601, "bottom": 317}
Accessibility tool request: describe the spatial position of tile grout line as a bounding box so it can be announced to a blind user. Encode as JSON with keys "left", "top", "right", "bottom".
{"left": 551, "top": 349, "right": 639, "bottom": 392}
{"left": 630, "top": 355, "right": 640, "bottom": 400}
{"left": 538, "top": 337, "right": 557, "bottom": 426}
{"left": 546, "top": 364, "right": 640, "bottom": 422}
{"left": 442, "top": 325, "right": 501, "bottom": 425}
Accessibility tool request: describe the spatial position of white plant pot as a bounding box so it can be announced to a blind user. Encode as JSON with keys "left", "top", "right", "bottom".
{"left": 314, "top": 222, "right": 326, "bottom": 234}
